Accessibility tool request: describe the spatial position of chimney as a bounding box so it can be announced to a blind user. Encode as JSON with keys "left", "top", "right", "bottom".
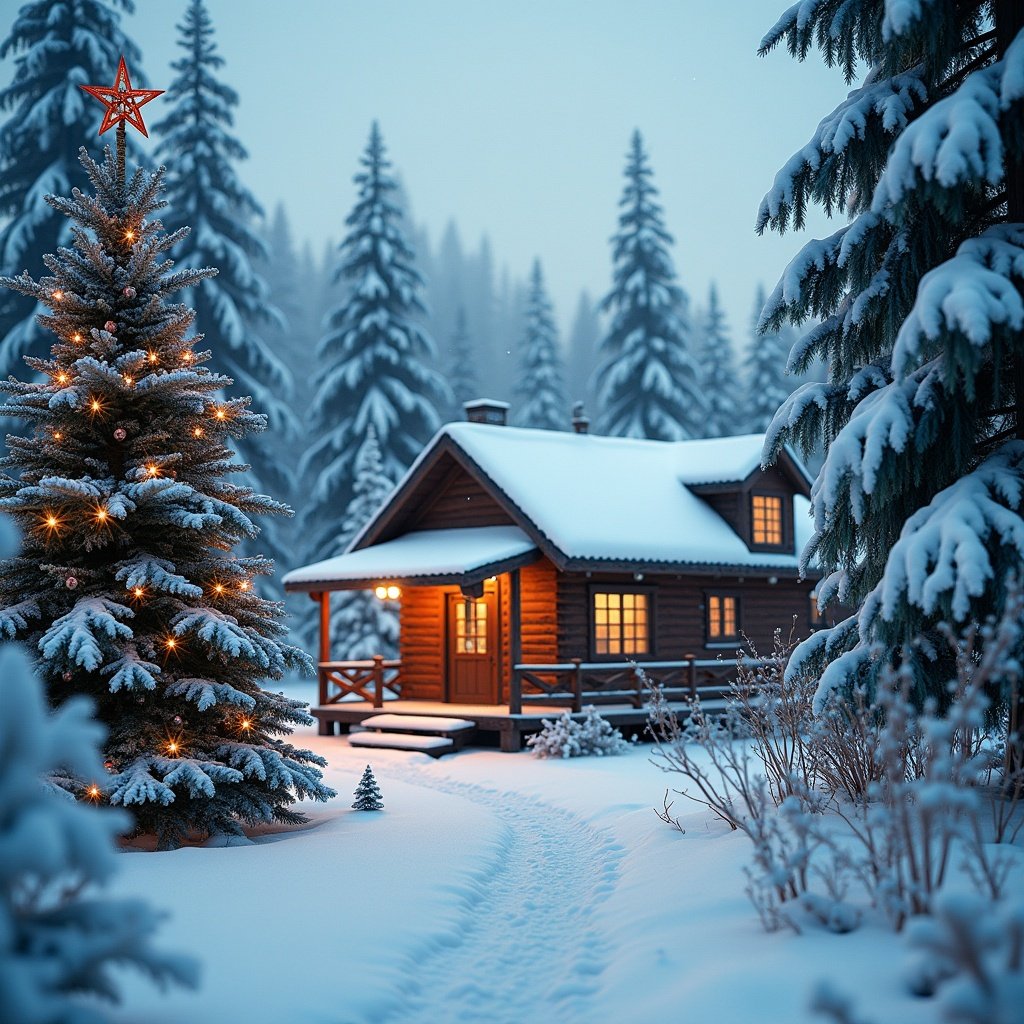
{"left": 464, "top": 399, "right": 510, "bottom": 426}
{"left": 571, "top": 401, "right": 590, "bottom": 435}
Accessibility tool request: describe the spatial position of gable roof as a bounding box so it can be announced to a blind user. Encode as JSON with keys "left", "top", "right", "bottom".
{"left": 347, "top": 423, "right": 815, "bottom": 577}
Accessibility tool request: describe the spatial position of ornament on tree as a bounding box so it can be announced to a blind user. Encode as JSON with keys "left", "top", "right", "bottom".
{"left": 104, "top": 320, "right": 117, "bottom": 333}
{"left": 113, "top": 427, "right": 127, "bottom": 441}
{"left": 62, "top": 671, "right": 73, "bottom": 682}
{"left": 65, "top": 576, "right": 78, "bottom": 590}
{"left": 172, "top": 715, "right": 182, "bottom": 726}
{"left": 352, "top": 765, "right": 384, "bottom": 811}
{"left": 122, "top": 286, "right": 136, "bottom": 298}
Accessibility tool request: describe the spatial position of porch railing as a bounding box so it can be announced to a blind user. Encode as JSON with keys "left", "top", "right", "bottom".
{"left": 318, "top": 657, "right": 402, "bottom": 709}
{"left": 509, "top": 656, "right": 775, "bottom": 715}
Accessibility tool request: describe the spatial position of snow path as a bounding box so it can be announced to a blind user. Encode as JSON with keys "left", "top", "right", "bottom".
{"left": 373, "top": 764, "right": 626, "bottom": 1024}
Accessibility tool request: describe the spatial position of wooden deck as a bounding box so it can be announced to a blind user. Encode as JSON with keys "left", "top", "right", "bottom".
{"left": 311, "top": 699, "right": 666, "bottom": 752}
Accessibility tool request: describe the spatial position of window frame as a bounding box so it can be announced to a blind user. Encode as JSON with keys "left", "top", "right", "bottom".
{"left": 587, "top": 584, "right": 656, "bottom": 661}
{"left": 748, "top": 491, "right": 788, "bottom": 550}
{"left": 704, "top": 591, "right": 741, "bottom": 648}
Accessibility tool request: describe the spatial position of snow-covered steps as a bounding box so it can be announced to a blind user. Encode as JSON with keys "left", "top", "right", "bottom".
{"left": 350, "top": 714, "right": 478, "bottom": 758}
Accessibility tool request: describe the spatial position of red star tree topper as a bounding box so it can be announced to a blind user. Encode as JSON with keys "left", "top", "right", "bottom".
{"left": 80, "top": 56, "right": 163, "bottom": 137}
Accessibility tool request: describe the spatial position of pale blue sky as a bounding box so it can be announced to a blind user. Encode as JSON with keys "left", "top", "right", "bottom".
{"left": 12, "top": 0, "right": 854, "bottom": 343}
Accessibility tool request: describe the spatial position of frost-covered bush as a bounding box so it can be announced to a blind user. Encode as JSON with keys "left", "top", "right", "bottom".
{"left": 0, "top": 643, "right": 196, "bottom": 1022}
{"left": 527, "top": 706, "right": 630, "bottom": 758}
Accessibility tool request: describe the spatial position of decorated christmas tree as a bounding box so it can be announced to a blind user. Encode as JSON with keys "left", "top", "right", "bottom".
{"left": 301, "top": 121, "right": 450, "bottom": 558}
{"left": 352, "top": 765, "right": 384, "bottom": 811}
{"left": 594, "top": 130, "right": 703, "bottom": 440}
{"left": 0, "top": 61, "right": 334, "bottom": 849}
{"left": 759, "top": 3, "right": 1024, "bottom": 707}
{"left": 514, "top": 259, "right": 568, "bottom": 430}
{"left": 0, "top": 517, "right": 196, "bottom": 1021}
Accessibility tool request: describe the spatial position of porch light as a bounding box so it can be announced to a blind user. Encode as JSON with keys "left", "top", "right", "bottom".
{"left": 386, "top": 585, "right": 401, "bottom": 600}
{"left": 374, "top": 585, "right": 401, "bottom": 600}
{"left": 375, "top": 585, "right": 387, "bottom": 599}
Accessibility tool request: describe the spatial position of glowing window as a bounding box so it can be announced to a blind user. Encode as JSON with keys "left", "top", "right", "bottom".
{"left": 593, "top": 591, "right": 650, "bottom": 656}
{"left": 751, "top": 494, "right": 784, "bottom": 545}
{"left": 707, "top": 595, "right": 738, "bottom": 641}
{"left": 455, "top": 599, "right": 487, "bottom": 655}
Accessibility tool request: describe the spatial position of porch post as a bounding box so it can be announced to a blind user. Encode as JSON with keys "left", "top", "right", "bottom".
{"left": 509, "top": 568, "right": 522, "bottom": 713}
{"left": 318, "top": 591, "right": 331, "bottom": 706}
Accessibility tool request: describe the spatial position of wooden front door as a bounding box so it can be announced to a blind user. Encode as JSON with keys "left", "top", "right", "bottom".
{"left": 446, "top": 589, "right": 499, "bottom": 704}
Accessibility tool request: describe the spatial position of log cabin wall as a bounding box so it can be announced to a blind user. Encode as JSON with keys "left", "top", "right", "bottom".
{"left": 519, "top": 559, "right": 559, "bottom": 665}
{"left": 556, "top": 571, "right": 818, "bottom": 662}
{"left": 399, "top": 586, "right": 445, "bottom": 700}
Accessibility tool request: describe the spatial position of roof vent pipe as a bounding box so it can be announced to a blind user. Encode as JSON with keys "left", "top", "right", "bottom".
{"left": 571, "top": 401, "right": 590, "bottom": 435}
{"left": 463, "top": 399, "right": 510, "bottom": 426}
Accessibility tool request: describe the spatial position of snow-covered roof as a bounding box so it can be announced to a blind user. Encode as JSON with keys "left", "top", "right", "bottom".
{"left": 415, "top": 423, "right": 812, "bottom": 571}
{"left": 282, "top": 526, "right": 538, "bottom": 590}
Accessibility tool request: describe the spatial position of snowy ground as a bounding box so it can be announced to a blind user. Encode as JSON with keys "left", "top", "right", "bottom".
{"left": 105, "top": 686, "right": 998, "bottom": 1024}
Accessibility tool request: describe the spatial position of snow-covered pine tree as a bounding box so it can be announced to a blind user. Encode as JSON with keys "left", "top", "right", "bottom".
{"left": 301, "top": 121, "right": 450, "bottom": 557}
{"left": 0, "top": 146, "right": 334, "bottom": 849}
{"left": 697, "top": 283, "right": 739, "bottom": 438}
{"left": 565, "top": 290, "right": 601, "bottom": 410}
{"left": 447, "top": 306, "right": 480, "bottom": 416}
{"left": 352, "top": 765, "right": 383, "bottom": 811}
{"left": 746, "top": 283, "right": 795, "bottom": 434}
{"left": 0, "top": 0, "right": 143, "bottom": 376}
{"left": 152, "top": 0, "right": 296, "bottom": 597}
{"left": 594, "top": 130, "right": 703, "bottom": 440}
{"left": 0, "top": 516, "right": 196, "bottom": 1022}
{"left": 328, "top": 426, "right": 398, "bottom": 659}
{"left": 759, "top": 3, "right": 1024, "bottom": 705}
{"left": 514, "top": 259, "right": 568, "bottom": 430}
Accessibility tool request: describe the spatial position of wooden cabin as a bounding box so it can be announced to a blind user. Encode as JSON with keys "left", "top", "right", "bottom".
{"left": 284, "top": 402, "right": 829, "bottom": 749}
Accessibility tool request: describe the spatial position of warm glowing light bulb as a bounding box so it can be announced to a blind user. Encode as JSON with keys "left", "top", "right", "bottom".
{"left": 89, "top": 398, "right": 102, "bottom": 413}
{"left": 94, "top": 506, "right": 108, "bottom": 523}
{"left": 374, "top": 585, "right": 388, "bottom": 600}
{"left": 52, "top": 290, "right": 63, "bottom": 301}
{"left": 214, "top": 407, "right": 226, "bottom": 421}
{"left": 182, "top": 351, "right": 193, "bottom": 363}
{"left": 87, "top": 785, "right": 101, "bottom": 800}
{"left": 132, "top": 586, "right": 145, "bottom": 599}
{"left": 386, "top": 585, "right": 401, "bottom": 600}
{"left": 164, "top": 636, "right": 177, "bottom": 650}
{"left": 56, "top": 372, "right": 69, "bottom": 384}
{"left": 124, "top": 229, "right": 135, "bottom": 241}
{"left": 238, "top": 580, "right": 250, "bottom": 592}
{"left": 53, "top": 431, "right": 62, "bottom": 441}
{"left": 240, "top": 718, "right": 252, "bottom": 731}
{"left": 72, "top": 333, "right": 82, "bottom": 343}
{"left": 123, "top": 374, "right": 133, "bottom": 386}
{"left": 45, "top": 514, "right": 59, "bottom": 528}
{"left": 146, "top": 464, "right": 159, "bottom": 477}
{"left": 166, "top": 740, "right": 179, "bottom": 754}
{"left": 147, "top": 351, "right": 158, "bottom": 364}
{"left": 213, "top": 583, "right": 225, "bottom": 595}
{"left": 193, "top": 426, "right": 204, "bottom": 437}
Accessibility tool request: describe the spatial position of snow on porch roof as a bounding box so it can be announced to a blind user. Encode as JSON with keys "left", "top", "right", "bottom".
{"left": 282, "top": 525, "right": 539, "bottom": 591}
{"left": 393, "top": 423, "right": 815, "bottom": 571}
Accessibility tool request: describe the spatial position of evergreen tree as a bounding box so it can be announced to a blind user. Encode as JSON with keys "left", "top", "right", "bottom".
{"left": 594, "top": 130, "right": 703, "bottom": 440}
{"left": 0, "top": 147, "right": 334, "bottom": 849}
{"left": 328, "top": 427, "right": 398, "bottom": 659}
{"left": 697, "top": 283, "right": 739, "bottom": 438}
{"left": 514, "top": 259, "right": 568, "bottom": 430}
{"left": 0, "top": 0, "right": 143, "bottom": 376}
{"left": 447, "top": 306, "right": 480, "bottom": 416}
{"left": 152, "top": 0, "right": 296, "bottom": 593}
{"left": 301, "top": 122, "right": 449, "bottom": 557}
{"left": 759, "top": 3, "right": 1024, "bottom": 703}
{"left": 352, "top": 765, "right": 383, "bottom": 811}
{"left": 0, "top": 516, "right": 196, "bottom": 1021}
{"left": 746, "top": 283, "right": 796, "bottom": 434}
{"left": 565, "top": 290, "right": 601, "bottom": 410}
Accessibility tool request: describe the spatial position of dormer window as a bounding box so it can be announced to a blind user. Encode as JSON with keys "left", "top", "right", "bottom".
{"left": 751, "top": 494, "right": 784, "bottom": 546}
